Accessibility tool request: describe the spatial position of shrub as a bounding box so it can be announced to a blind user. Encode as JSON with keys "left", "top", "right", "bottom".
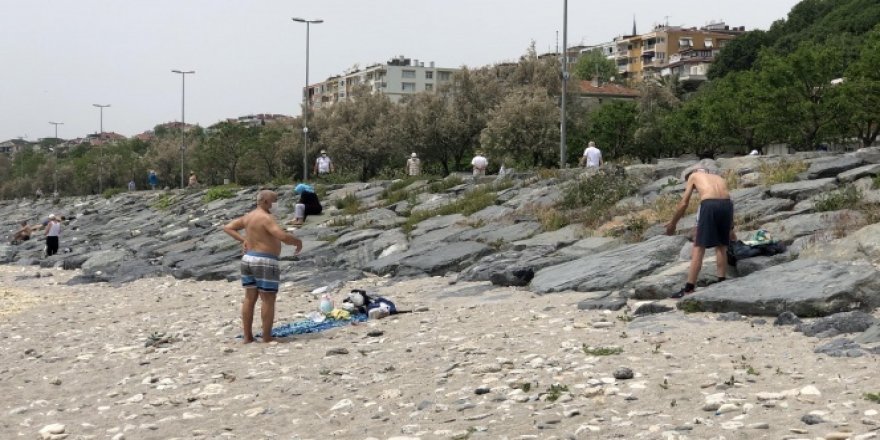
{"left": 334, "top": 193, "right": 362, "bottom": 215}
{"left": 204, "top": 185, "right": 238, "bottom": 203}
{"left": 102, "top": 188, "right": 124, "bottom": 199}
{"left": 558, "top": 168, "right": 639, "bottom": 227}
{"left": 760, "top": 160, "right": 807, "bottom": 185}
{"left": 537, "top": 208, "right": 570, "bottom": 231}
{"left": 429, "top": 175, "right": 465, "bottom": 193}
{"left": 403, "top": 185, "right": 497, "bottom": 232}
{"left": 814, "top": 185, "right": 862, "bottom": 212}
{"left": 152, "top": 194, "right": 174, "bottom": 211}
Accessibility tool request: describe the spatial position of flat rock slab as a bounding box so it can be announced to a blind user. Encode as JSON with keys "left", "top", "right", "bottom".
{"left": 512, "top": 224, "right": 585, "bottom": 250}
{"left": 763, "top": 210, "right": 865, "bottom": 243}
{"left": 333, "top": 229, "right": 384, "bottom": 248}
{"left": 365, "top": 241, "right": 491, "bottom": 276}
{"left": 555, "top": 236, "right": 622, "bottom": 257}
{"left": 837, "top": 163, "right": 880, "bottom": 183}
{"left": 468, "top": 205, "right": 514, "bottom": 223}
{"left": 768, "top": 178, "right": 837, "bottom": 201}
{"left": 409, "top": 214, "right": 466, "bottom": 236}
{"left": 799, "top": 222, "right": 880, "bottom": 262}
{"left": 806, "top": 156, "right": 864, "bottom": 179}
{"left": 631, "top": 257, "right": 732, "bottom": 300}
{"left": 530, "top": 235, "right": 688, "bottom": 293}
{"left": 678, "top": 259, "right": 880, "bottom": 317}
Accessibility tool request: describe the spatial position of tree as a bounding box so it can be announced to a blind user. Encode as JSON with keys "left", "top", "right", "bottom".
{"left": 632, "top": 78, "right": 682, "bottom": 161}
{"left": 708, "top": 30, "right": 773, "bottom": 79}
{"left": 698, "top": 71, "right": 774, "bottom": 153}
{"left": 573, "top": 50, "right": 617, "bottom": 82}
{"left": 586, "top": 101, "right": 638, "bottom": 160}
{"left": 480, "top": 86, "right": 559, "bottom": 168}
{"left": 197, "top": 122, "right": 258, "bottom": 184}
{"left": 838, "top": 24, "right": 880, "bottom": 147}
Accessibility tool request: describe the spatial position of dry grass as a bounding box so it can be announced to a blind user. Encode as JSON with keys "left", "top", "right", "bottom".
{"left": 759, "top": 160, "right": 807, "bottom": 185}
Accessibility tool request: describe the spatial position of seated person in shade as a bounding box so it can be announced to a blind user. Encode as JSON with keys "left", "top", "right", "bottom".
{"left": 291, "top": 183, "right": 322, "bottom": 226}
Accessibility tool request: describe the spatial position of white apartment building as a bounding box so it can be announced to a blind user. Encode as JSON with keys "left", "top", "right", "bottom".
{"left": 306, "top": 55, "right": 459, "bottom": 109}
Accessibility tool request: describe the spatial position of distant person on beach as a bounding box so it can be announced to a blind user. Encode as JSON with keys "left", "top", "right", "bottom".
{"left": 188, "top": 171, "right": 199, "bottom": 188}
{"left": 665, "top": 161, "right": 733, "bottom": 298}
{"left": 128, "top": 179, "right": 136, "bottom": 191}
{"left": 314, "top": 150, "right": 334, "bottom": 176}
{"left": 290, "top": 183, "right": 322, "bottom": 227}
{"left": 223, "top": 190, "right": 302, "bottom": 343}
{"left": 11, "top": 220, "right": 31, "bottom": 244}
{"left": 406, "top": 152, "right": 421, "bottom": 176}
{"left": 471, "top": 152, "right": 488, "bottom": 176}
{"left": 580, "top": 141, "right": 603, "bottom": 168}
{"left": 148, "top": 170, "right": 159, "bottom": 190}
{"left": 45, "top": 214, "right": 62, "bottom": 257}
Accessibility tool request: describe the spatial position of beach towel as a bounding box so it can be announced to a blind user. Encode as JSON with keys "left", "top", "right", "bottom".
{"left": 248, "top": 313, "right": 368, "bottom": 339}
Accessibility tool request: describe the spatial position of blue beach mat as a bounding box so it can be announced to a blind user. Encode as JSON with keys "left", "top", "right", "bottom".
{"left": 244, "top": 313, "right": 368, "bottom": 339}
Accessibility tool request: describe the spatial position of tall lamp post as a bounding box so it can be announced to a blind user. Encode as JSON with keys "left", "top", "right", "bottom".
{"left": 292, "top": 17, "right": 323, "bottom": 181}
{"left": 560, "top": 0, "right": 569, "bottom": 169}
{"left": 171, "top": 69, "right": 195, "bottom": 189}
{"left": 49, "top": 121, "right": 63, "bottom": 194}
{"left": 93, "top": 104, "right": 110, "bottom": 193}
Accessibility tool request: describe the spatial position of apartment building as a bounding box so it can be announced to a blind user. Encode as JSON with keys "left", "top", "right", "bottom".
{"left": 306, "top": 55, "right": 459, "bottom": 110}
{"left": 614, "top": 22, "right": 744, "bottom": 83}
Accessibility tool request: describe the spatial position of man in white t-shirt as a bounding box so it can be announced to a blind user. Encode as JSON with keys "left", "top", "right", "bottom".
{"left": 45, "top": 214, "right": 62, "bottom": 256}
{"left": 580, "top": 141, "right": 603, "bottom": 168}
{"left": 314, "top": 150, "right": 334, "bottom": 176}
{"left": 471, "top": 152, "right": 488, "bottom": 176}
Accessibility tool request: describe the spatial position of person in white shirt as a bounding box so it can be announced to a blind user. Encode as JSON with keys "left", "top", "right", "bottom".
{"left": 314, "top": 150, "right": 334, "bottom": 176}
{"left": 580, "top": 141, "right": 603, "bottom": 168}
{"left": 406, "top": 153, "right": 421, "bottom": 176}
{"left": 471, "top": 152, "right": 488, "bottom": 176}
{"left": 45, "top": 214, "right": 62, "bottom": 256}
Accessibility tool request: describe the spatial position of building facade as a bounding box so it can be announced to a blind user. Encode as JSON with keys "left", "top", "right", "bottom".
{"left": 613, "top": 22, "right": 744, "bottom": 83}
{"left": 306, "top": 55, "right": 459, "bottom": 110}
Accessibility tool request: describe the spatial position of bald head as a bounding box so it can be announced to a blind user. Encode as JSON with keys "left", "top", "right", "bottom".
{"left": 257, "top": 190, "right": 277, "bottom": 205}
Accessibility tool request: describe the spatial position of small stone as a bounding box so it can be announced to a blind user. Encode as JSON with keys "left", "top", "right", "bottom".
{"left": 243, "top": 407, "right": 266, "bottom": 417}
{"left": 755, "top": 392, "right": 785, "bottom": 401}
{"left": 325, "top": 347, "right": 349, "bottom": 356}
{"left": 592, "top": 321, "right": 614, "bottom": 329}
{"left": 474, "top": 387, "right": 491, "bottom": 395}
{"left": 715, "top": 403, "right": 740, "bottom": 415}
{"left": 564, "top": 408, "right": 581, "bottom": 418}
{"left": 367, "top": 330, "right": 384, "bottom": 337}
{"left": 800, "top": 385, "right": 821, "bottom": 396}
{"left": 747, "top": 423, "right": 770, "bottom": 429}
{"left": 331, "top": 399, "right": 353, "bottom": 411}
{"left": 38, "top": 424, "right": 67, "bottom": 440}
{"left": 111, "top": 434, "right": 124, "bottom": 440}
{"left": 825, "top": 433, "right": 855, "bottom": 440}
{"left": 49, "top": 377, "right": 61, "bottom": 386}
{"left": 801, "top": 414, "right": 824, "bottom": 425}
{"left": 613, "top": 368, "right": 634, "bottom": 380}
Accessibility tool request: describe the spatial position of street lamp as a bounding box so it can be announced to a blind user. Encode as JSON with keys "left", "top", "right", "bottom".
{"left": 93, "top": 104, "right": 110, "bottom": 193}
{"left": 49, "top": 121, "right": 63, "bottom": 195}
{"left": 560, "top": 0, "right": 569, "bottom": 169}
{"left": 292, "top": 17, "right": 323, "bottom": 181}
{"left": 172, "top": 70, "right": 195, "bottom": 189}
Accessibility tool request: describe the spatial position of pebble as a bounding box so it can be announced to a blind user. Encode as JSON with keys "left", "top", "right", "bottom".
{"left": 38, "top": 424, "right": 67, "bottom": 440}
{"left": 824, "top": 433, "right": 854, "bottom": 440}
{"left": 331, "top": 399, "right": 353, "bottom": 411}
{"left": 325, "top": 347, "right": 349, "bottom": 356}
{"left": 715, "top": 403, "right": 740, "bottom": 415}
{"left": 747, "top": 423, "right": 770, "bottom": 429}
{"left": 802, "top": 414, "right": 824, "bottom": 425}
{"left": 474, "top": 387, "right": 491, "bottom": 395}
{"left": 613, "top": 368, "right": 634, "bottom": 380}
{"left": 800, "top": 385, "right": 822, "bottom": 396}
{"left": 592, "top": 321, "right": 614, "bottom": 329}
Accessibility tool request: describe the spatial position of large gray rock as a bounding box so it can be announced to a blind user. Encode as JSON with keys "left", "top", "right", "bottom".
{"left": 799, "top": 222, "right": 880, "bottom": 262}
{"left": 457, "top": 247, "right": 574, "bottom": 286}
{"left": 459, "top": 221, "right": 541, "bottom": 244}
{"left": 631, "top": 256, "right": 733, "bottom": 300}
{"left": 468, "top": 205, "right": 514, "bottom": 223}
{"left": 364, "top": 241, "right": 490, "bottom": 276}
{"left": 352, "top": 208, "right": 404, "bottom": 229}
{"left": 512, "top": 224, "right": 586, "bottom": 250}
{"left": 81, "top": 249, "right": 130, "bottom": 275}
{"left": 678, "top": 260, "right": 880, "bottom": 317}
{"left": 334, "top": 229, "right": 384, "bottom": 248}
{"left": 806, "top": 156, "right": 864, "bottom": 179}
{"left": 530, "top": 235, "right": 688, "bottom": 293}
{"left": 837, "top": 163, "right": 880, "bottom": 183}
{"left": 409, "top": 214, "right": 466, "bottom": 236}
{"left": 768, "top": 178, "right": 838, "bottom": 201}
{"left": 763, "top": 210, "right": 865, "bottom": 243}
{"left": 556, "top": 236, "right": 622, "bottom": 257}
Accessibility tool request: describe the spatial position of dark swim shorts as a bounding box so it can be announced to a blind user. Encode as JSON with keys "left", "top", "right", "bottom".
{"left": 240, "top": 251, "right": 280, "bottom": 293}
{"left": 695, "top": 199, "right": 734, "bottom": 248}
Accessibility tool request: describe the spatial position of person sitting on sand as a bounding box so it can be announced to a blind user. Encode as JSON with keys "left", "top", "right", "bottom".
{"left": 223, "top": 190, "right": 302, "bottom": 343}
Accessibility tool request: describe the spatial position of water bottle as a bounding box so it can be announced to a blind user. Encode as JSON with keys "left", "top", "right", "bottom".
{"left": 318, "top": 295, "right": 334, "bottom": 315}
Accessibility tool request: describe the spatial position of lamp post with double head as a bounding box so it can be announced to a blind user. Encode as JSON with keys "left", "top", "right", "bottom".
{"left": 93, "top": 104, "right": 110, "bottom": 193}
{"left": 49, "top": 121, "right": 63, "bottom": 194}
{"left": 171, "top": 70, "right": 195, "bottom": 189}
{"left": 292, "top": 17, "right": 323, "bottom": 181}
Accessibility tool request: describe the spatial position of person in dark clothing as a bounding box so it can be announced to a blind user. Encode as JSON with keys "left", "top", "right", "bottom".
{"left": 291, "top": 183, "right": 322, "bottom": 226}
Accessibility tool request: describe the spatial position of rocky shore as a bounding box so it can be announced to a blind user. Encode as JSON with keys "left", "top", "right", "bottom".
{"left": 3, "top": 148, "right": 880, "bottom": 439}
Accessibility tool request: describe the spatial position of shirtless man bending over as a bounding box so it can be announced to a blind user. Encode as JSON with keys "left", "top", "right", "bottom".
{"left": 224, "top": 190, "right": 303, "bottom": 343}
{"left": 665, "top": 164, "right": 733, "bottom": 298}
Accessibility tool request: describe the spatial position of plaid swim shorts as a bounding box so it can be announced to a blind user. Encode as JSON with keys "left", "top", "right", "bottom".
{"left": 240, "top": 251, "right": 280, "bottom": 293}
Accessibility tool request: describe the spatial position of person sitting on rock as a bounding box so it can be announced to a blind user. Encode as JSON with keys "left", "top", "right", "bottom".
{"left": 290, "top": 183, "right": 322, "bottom": 227}
{"left": 11, "top": 220, "right": 32, "bottom": 244}
{"left": 665, "top": 160, "right": 733, "bottom": 298}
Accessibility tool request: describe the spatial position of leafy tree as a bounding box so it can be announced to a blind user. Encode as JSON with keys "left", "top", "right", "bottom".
{"left": 699, "top": 71, "right": 774, "bottom": 153}
{"left": 480, "top": 86, "right": 559, "bottom": 168}
{"left": 838, "top": 24, "right": 880, "bottom": 147}
{"left": 196, "top": 122, "right": 258, "bottom": 184}
{"left": 586, "top": 101, "right": 638, "bottom": 160}
{"left": 573, "top": 50, "right": 618, "bottom": 82}
{"left": 708, "top": 31, "right": 773, "bottom": 79}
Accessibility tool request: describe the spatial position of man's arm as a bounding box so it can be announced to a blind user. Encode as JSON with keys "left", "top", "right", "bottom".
{"left": 665, "top": 178, "right": 695, "bottom": 235}
{"left": 329, "top": 161, "right": 335, "bottom": 173}
{"left": 223, "top": 217, "right": 248, "bottom": 252}
{"left": 267, "top": 222, "right": 303, "bottom": 254}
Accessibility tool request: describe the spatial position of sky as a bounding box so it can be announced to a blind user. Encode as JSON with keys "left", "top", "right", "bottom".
{"left": 0, "top": 0, "right": 802, "bottom": 142}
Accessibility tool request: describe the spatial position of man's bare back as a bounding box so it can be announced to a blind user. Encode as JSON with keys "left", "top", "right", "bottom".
{"left": 223, "top": 191, "right": 302, "bottom": 257}
{"left": 687, "top": 171, "right": 730, "bottom": 201}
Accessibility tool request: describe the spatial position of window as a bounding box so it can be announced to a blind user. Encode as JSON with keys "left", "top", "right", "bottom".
{"left": 402, "top": 70, "right": 416, "bottom": 78}
{"left": 402, "top": 82, "right": 416, "bottom": 92}
{"left": 679, "top": 38, "right": 693, "bottom": 48}
{"left": 425, "top": 83, "right": 433, "bottom": 91}
{"left": 438, "top": 71, "right": 451, "bottom": 81}
{"left": 704, "top": 39, "right": 713, "bottom": 48}
{"left": 425, "top": 71, "right": 433, "bottom": 79}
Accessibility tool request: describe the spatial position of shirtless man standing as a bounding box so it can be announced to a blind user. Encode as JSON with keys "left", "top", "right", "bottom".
{"left": 224, "top": 190, "right": 303, "bottom": 343}
{"left": 665, "top": 163, "right": 733, "bottom": 298}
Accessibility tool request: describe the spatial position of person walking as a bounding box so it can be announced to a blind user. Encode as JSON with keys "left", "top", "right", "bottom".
{"left": 406, "top": 152, "right": 421, "bottom": 176}
{"left": 223, "top": 190, "right": 303, "bottom": 343}
{"left": 665, "top": 160, "right": 733, "bottom": 298}
{"left": 314, "top": 150, "right": 334, "bottom": 176}
{"left": 148, "top": 170, "right": 159, "bottom": 190}
{"left": 471, "top": 151, "right": 488, "bottom": 176}
{"left": 580, "top": 141, "right": 604, "bottom": 168}
{"left": 45, "top": 214, "right": 62, "bottom": 257}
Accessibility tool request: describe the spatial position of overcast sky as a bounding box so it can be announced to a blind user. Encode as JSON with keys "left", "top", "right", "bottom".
{"left": 0, "top": 0, "right": 801, "bottom": 142}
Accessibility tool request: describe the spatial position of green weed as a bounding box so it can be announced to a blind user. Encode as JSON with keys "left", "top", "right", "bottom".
{"left": 334, "top": 193, "right": 362, "bottom": 215}
{"left": 429, "top": 175, "right": 465, "bottom": 193}
{"left": 814, "top": 185, "right": 861, "bottom": 212}
{"left": 152, "top": 193, "right": 174, "bottom": 211}
{"left": 558, "top": 168, "right": 639, "bottom": 227}
{"left": 544, "top": 384, "right": 569, "bottom": 402}
{"left": 760, "top": 160, "right": 807, "bottom": 185}
{"left": 204, "top": 185, "right": 238, "bottom": 203}
{"left": 403, "top": 186, "right": 497, "bottom": 231}
{"left": 102, "top": 187, "right": 124, "bottom": 199}
{"left": 865, "top": 392, "right": 880, "bottom": 403}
